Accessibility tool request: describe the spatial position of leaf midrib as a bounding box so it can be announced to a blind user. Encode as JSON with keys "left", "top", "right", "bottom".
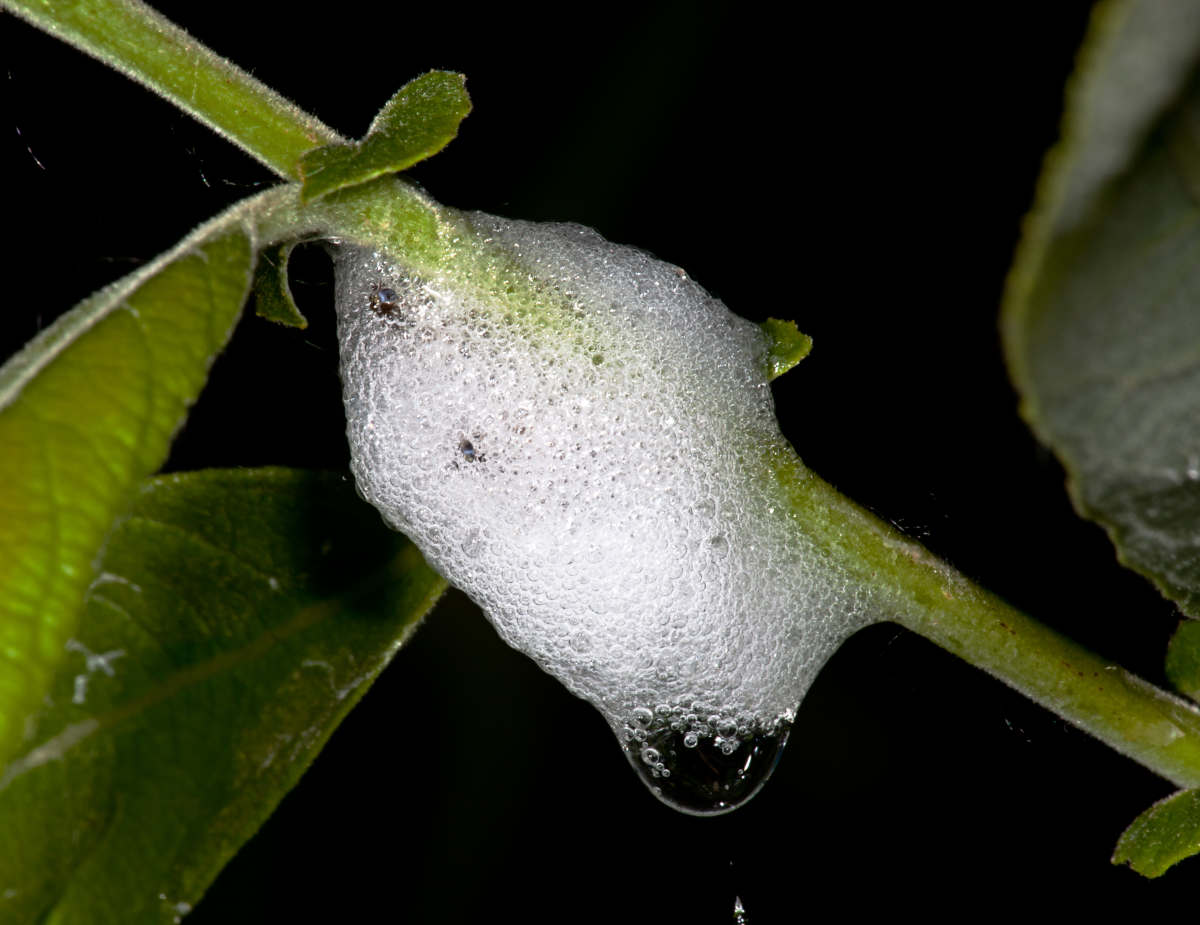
{"left": 0, "top": 543, "right": 429, "bottom": 795}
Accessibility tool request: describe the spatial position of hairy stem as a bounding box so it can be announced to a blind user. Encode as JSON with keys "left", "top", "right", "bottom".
{"left": 774, "top": 448, "right": 1200, "bottom": 789}
{"left": 3, "top": 0, "right": 343, "bottom": 179}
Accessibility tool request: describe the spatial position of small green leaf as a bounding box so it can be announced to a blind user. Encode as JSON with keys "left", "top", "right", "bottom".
{"left": 253, "top": 242, "right": 307, "bottom": 328}
{"left": 0, "top": 468, "right": 446, "bottom": 923}
{"left": 0, "top": 207, "right": 258, "bottom": 768}
{"left": 760, "top": 318, "right": 812, "bottom": 381}
{"left": 1114, "top": 787, "right": 1200, "bottom": 877}
{"left": 1167, "top": 620, "right": 1200, "bottom": 701}
{"left": 1002, "top": 0, "right": 1200, "bottom": 616}
{"left": 299, "top": 71, "right": 471, "bottom": 203}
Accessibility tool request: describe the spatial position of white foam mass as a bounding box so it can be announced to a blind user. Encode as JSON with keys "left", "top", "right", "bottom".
{"left": 334, "top": 212, "right": 869, "bottom": 809}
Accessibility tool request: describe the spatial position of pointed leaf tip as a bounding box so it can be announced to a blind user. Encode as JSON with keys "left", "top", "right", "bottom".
{"left": 760, "top": 318, "right": 812, "bottom": 381}
{"left": 1114, "top": 787, "right": 1200, "bottom": 878}
{"left": 253, "top": 243, "right": 307, "bottom": 328}
{"left": 299, "top": 70, "right": 471, "bottom": 203}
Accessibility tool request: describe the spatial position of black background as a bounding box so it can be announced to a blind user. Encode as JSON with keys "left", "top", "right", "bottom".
{"left": 4, "top": 1, "right": 1197, "bottom": 920}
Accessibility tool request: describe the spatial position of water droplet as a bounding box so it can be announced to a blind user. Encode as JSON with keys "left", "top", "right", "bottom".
{"left": 461, "top": 528, "right": 483, "bottom": 557}
{"left": 632, "top": 707, "right": 654, "bottom": 728}
{"left": 625, "top": 720, "right": 791, "bottom": 815}
{"left": 708, "top": 535, "right": 730, "bottom": 557}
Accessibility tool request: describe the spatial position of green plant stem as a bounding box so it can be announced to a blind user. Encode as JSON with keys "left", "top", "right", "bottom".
{"left": 3, "top": 0, "right": 343, "bottom": 179}
{"left": 14, "top": 0, "right": 1200, "bottom": 792}
{"left": 773, "top": 448, "right": 1200, "bottom": 789}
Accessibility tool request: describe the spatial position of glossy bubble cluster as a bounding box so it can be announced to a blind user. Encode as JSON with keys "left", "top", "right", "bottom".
{"left": 334, "top": 212, "right": 869, "bottom": 813}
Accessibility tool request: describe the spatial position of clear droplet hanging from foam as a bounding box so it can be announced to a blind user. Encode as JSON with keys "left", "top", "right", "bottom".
{"left": 333, "top": 208, "right": 871, "bottom": 813}
{"left": 620, "top": 703, "right": 792, "bottom": 815}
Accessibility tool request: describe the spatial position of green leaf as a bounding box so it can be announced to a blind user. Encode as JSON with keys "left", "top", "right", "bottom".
{"left": 299, "top": 70, "right": 471, "bottom": 203}
{"left": 1001, "top": 0, "right": 1200, "bottom": 616}
{"left": 0, "top": 468, "right": 446, "bottom": 924}
{"left": 0, "top": 205, "right": 260, "bottom": 769}
{"left": 1114, "top": 787, "right": 1200, "bottom": 877}
{"left": 253, "top": 242, "right": 308, "bottom": 328}
{"left": 760, "top": 318, "right": 812, "bottom": 381}
{"left": 1167, "top": 620, "right": 1200, "bottom": 701}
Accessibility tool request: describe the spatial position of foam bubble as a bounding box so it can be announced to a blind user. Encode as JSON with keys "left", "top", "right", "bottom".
{"left": 334, "top": 211, "right": 869, "bottom": 813}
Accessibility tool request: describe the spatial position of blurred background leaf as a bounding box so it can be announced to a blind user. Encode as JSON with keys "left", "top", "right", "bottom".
{"left": 0, "top": 468, "right": 443, "bottom": 923}
{"left": 1003, "top": 0, "right": 1200, "bottom": 618}
{"left": 1000, "top": 0, "right": 1200, "bottom": 878}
